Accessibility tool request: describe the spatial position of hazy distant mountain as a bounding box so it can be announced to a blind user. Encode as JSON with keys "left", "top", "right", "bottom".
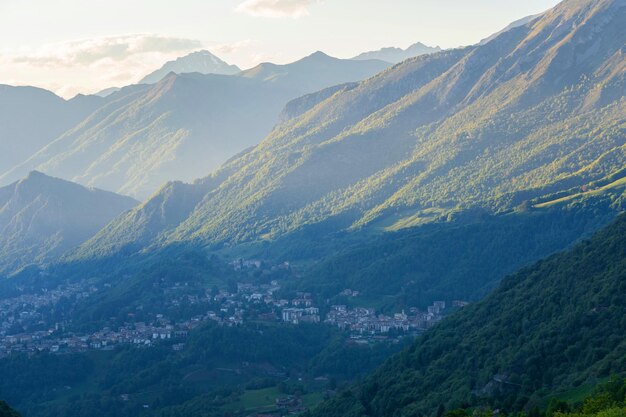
{"left": 479, "top": 13, "right": 542, "bottom": 45}
{"left": 94, "top": 86, "right": 121, "bottom": 97}
{"left": 352, "top": 42, "right": 441, "bottom": 63}
{"left": 0, "top": 171, "right": 137, "bottom": 275}
{"left": 0, "top": 52, "right": 391, "bottom": 199}
{"left": 277, "top": 82, "right": 358, "bottom": 124}
{"left": 0, "top": 86, "right": 104, "bottom": 174}
{"left": 240, "top": 51, "right": 390, "bottom": 90}
{"left": 139, "top": 50, "right": 241, "bottom": 84}
{"left": 76, "top": 0, "right": 626, "bottom": 257}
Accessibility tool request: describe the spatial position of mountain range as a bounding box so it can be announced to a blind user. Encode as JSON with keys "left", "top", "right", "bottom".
{"left": 479, "top": 13, "right": 542, "bottom": 45}
{"left": 0, "top": 1, "right": 624, "bottom": 416}
{"left": 0, "top": 86, "right": 104, "bottom": 174}
{"left": 0, "top": 172, "right": 137, "bottom": 275}
{"left": 76, "top": 0, "right": 626, "bottom": 259}
{"left": 352, "top": 42, "right": 442, "bottom": 63}
{"left": 139, "top": 50, "right": 242, "bottom": 84}
{"left": 0, "top": 52, "right": 390, "bottom": 200}
{"left": 239, "top": 51, "right": 390, "bottom": 91}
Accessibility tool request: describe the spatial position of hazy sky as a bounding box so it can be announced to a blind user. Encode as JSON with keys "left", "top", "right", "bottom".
{"left": 0, "top": 0, "right": 561, "bottom": 98}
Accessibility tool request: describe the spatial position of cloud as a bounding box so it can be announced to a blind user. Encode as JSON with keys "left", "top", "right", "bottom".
{"left": 1, "top": 34, "right": 205, "bottom": 98}
{"left": 235, "top": 0, "right": 320, "bottom": 19}
{"left": 209, "top": 39, "right": 257, "bottom": 55}
{"left": 0, "top": 34, "right": 278, "bottom": 98}
{"left": 11, "top": 34, "right": 203, "bottom": 68}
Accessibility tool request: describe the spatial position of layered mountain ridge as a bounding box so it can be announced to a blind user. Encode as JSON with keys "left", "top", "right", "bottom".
{"left": 75, "top": 0, "right": 626, "bottom": 259}
{"left": 0, "top": 172, "right": 138, "bottom": 275}
{"left": 0, "top": 53, "right": 390, "bottom": 199}
{"left": 238, "top": 51, "right": 390, "bottom": 90}
{"left": 352, "top": 42, "right": 442, "bottom": 63}
{"left": 0, "top": 85, "right": 105, "bottom": 173}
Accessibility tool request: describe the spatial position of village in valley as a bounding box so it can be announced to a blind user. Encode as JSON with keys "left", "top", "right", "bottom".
{"left": 0, "top": 258, "right": 469, "bottom": 358}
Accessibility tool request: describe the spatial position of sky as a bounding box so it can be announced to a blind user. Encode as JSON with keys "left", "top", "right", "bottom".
{"left": 0, "top": 0, "right": 562, "bottom": 98}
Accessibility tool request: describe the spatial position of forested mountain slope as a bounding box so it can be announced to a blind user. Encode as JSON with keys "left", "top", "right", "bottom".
{"left": 0, "top": 85, "right": 104, "bottom": 174}
{"left": 0, "top": 402, "right": 20, "bottom": 417}
{"left": 78, "top": 0, "right": 626, "bottom": 257}
{"left": 292, "top": 193, "right": 624, "bottom": 308}
{"left": 0, "top": 172, "right": 138, "bottom": 275}
{"left": 310, "top": 211, "right": 626, "bottom": 417}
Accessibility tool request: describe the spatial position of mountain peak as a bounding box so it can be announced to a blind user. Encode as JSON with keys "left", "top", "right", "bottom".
{"left": 186, "top": 50, "right": 220, "bottom": 58}
{"left": 25, "top": 170, "right": 47, "bottom": 180}
{"left": 310, "top": 50, "right": 331, "bottom": 58}
{"left": 94, "top": 0, "right": 624, "bottom": 250}
{"left": 163, "top": 71, "right": 178, "bottom": 80}
{"left": 301, "top": 51, "right": 335, "bottom": 62}
{"left": 553, "top": 0, "right": 621, "bottom": 17}
{"left": 352, "top": 42, "right": 441, "bottom": 63}
{"left": 0, "top": 173, "right": 138, "bottom": 275}
{"left": 139, "top": 50, "right": 241, "bottom": 84}
{"left": 406, "top": 42, "right": 441, "bottom": 52}
{"left": 18, "top": 170, "right": 64, "bottom": 188}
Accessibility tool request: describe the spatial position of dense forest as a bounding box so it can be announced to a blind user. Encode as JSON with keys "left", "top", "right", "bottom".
{"left": 0, "top": 402, "right": 20, "bottom": 417}
{"left": 310, "top": 213, "right": 626, "bottom": 416}
{"left": 0, "top": 2, "right": 623, "bottom": 417}
{"left": 0, "top": 322, "right": 407, "bottom": 417}
{"left": 293, "top": 197, "right": 621, "bottom": 308}
{"left": 436, "top": 377, "right": 626, "bottom": 417}
{"left": 0, "top": 181, "right": 622, "bottom": 417}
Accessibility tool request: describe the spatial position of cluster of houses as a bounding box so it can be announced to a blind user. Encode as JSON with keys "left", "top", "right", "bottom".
{"left": 0, "top": 274, "right": 290, "bottom": 358}
{"left": 0, "top": 281, "right": 98, "bottom": 330}
{"left": 0, "top": 314, "right": 213, "bottom": 357}
{"left": 275, "top": 396, "right": 306, "bottom": 414}
{"left": 232, "top": 258, "right": 290, "bottom": 272}
{"left": 0, "top": 281, "right": 101, "bottom": 356}
{"left": 281, "top": 307, "right": 320, "bottom": 324}
{"left": 324, "top": 301, "right": 448, "bottom": 335}
{"left": 0, "top": 254, "right": 471, "bottom": 357}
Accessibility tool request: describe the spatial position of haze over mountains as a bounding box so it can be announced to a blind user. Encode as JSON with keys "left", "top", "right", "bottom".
{"left": 79, "top": 0, "right": 625, "bottom": 258}
{"left": 139, "top": 50, "right": 242, "bottom": 84}
{"left": 0, "top": 1, "right": 624, "bottom": 416}
{"left": 0, "top": 86, "right": 105, "bottom": 173}
{"left": 479, "top": 13, "right": 542, "bottom": 45}
{"left": 0, "top": 171, "right": 137, "bottom": 275}
{"left": 239, "top": 51, "right": 390, "bottom": 91}
{"left": 0, "top": 52, "right": 391, "bottom": 200}
{"left": 352, "top": 42, "right": 442, "bottom": 63}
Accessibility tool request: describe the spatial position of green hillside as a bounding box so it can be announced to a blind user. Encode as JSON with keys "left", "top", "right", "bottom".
{"left": 76, "top": 0, "right": 626, "bottom": 259}
{"left": 310, "top": 212, "right": 626, "bottom": 417}
{"left": 0, "top": 85, "right": 104, "bottom": 175}
{"left": 0, "top": 401, "right": 20, "bottom": 417}
{"left": 398, "top": 377, "right": 626, "bottom": 417}
{"left": 0, "top": 322, "right": 405, "bottom": 417}
{"left": 0, "top": 172, "right": 138, "bottom": 275}
{"left": 292, "top": 195, "right": 623, "bottom": 309}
